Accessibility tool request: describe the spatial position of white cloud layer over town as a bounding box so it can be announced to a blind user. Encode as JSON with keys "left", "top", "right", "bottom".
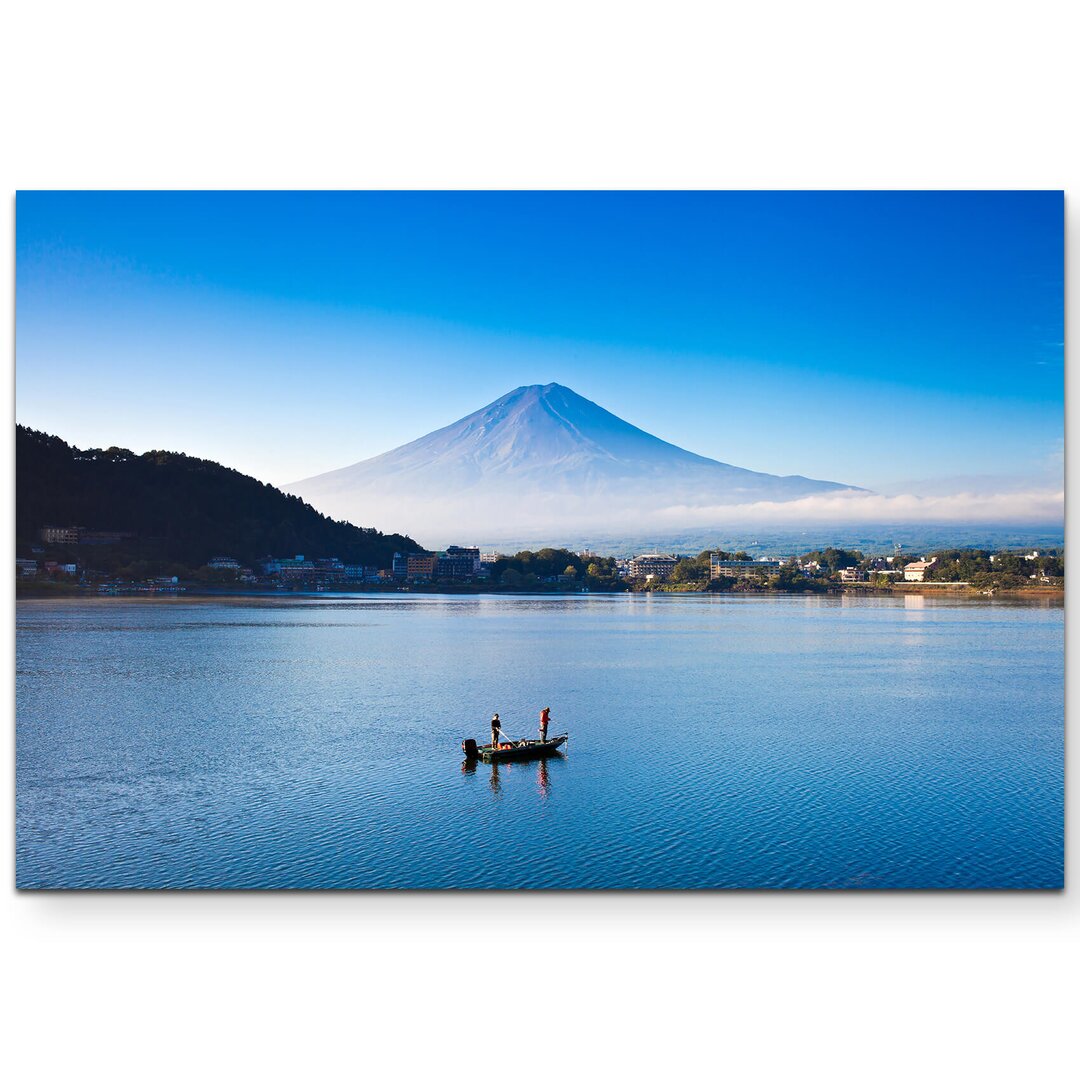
{"left": 352, "top": 485, "right": 1064, "bottom": 545}
{"left": 650, "top": 488, "right": 1064, "bottom": 527}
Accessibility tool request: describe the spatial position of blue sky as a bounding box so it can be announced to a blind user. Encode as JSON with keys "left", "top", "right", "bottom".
{"left": 16, "top": 191, "right": 1063, "bottom": 498}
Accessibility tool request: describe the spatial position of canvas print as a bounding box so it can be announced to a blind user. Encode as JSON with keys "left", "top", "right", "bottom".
{"left": 15, "top": 191, "right": 1063, "bottom": 889}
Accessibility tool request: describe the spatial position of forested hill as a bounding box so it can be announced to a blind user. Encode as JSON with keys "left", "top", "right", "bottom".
{"left": 16, "top": 425, "right": 422, "bottom": 571}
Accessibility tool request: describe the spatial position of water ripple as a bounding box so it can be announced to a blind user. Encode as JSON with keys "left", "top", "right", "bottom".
{"left": 15, "top": 593, "right": 1063, "bottom": 889}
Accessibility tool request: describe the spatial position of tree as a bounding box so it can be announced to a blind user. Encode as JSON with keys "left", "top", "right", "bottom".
{"left": 799, "top": 547, "right": 862, "bottom": 573}
{"left": 771, "top": 565, "right": 828, "bottom": 593}
{"left": 670, "top": 557, "right": 707, "bottom": 584}
{"left": 16, "top": 425, "right": 420, "bottom": 574}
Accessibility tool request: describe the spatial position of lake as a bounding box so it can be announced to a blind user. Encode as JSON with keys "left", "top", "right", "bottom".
{"left": 15, "top": 592, "right": 1064, "bottom": 889}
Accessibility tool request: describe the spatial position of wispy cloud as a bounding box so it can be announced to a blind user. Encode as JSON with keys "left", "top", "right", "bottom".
{"left": 327, "top": 485, "right": 1065, "bottom": 541}
{"left": 648, "top": 488, "right": 1064, "bottom": 526}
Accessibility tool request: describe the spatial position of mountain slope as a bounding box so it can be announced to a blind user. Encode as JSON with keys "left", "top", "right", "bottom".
{"left": 287, "top": 384, "right": 861, "bottom": 541}
{"left": 16, "top": 425, "right": 421, "bottom": 571}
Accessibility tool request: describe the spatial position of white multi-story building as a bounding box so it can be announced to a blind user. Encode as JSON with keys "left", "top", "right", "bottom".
{"left": 838, "top": 568, "right": 868, "bottom": 583}
{"left": 710, "top": 556, "right": 782, "bottom": 580}
{"left": 629, "top": 553, "right": 678, "bottom": 581}
{"left": 903, "top": 558, "right": 936, "bottom": 582}
{"left": 40, "top": 525, "right": 82, "bottom": 544}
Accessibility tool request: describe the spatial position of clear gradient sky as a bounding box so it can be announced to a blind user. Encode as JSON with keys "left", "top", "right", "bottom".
{"left": 16, "top": 191, "right": 1063, "bottom": 502}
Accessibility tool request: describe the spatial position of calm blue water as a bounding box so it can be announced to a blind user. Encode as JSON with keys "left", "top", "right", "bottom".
{"left": 16, "top": 593, "right": 1063, "bottom": 889}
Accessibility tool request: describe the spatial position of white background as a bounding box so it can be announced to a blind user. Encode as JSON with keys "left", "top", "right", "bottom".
{"left": 2, "top": 2, "right": 1075, "bottom": 1077}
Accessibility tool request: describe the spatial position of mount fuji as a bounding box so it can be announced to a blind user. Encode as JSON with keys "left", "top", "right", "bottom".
{"left": 286, "top": 383, "right": 861, "bottom": 542}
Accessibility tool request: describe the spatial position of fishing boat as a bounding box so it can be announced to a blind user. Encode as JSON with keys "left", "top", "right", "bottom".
{"left": 462, "top": 734, "right": 568, "bottom": 764}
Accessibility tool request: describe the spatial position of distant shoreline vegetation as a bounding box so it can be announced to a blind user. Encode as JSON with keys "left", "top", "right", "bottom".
{"left": 18, "top": 544, "right": 1063, "bottom": 599}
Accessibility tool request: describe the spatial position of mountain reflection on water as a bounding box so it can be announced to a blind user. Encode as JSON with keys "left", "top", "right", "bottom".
{"left": 16, "top": 592, "right": 1063, "bottom": 889}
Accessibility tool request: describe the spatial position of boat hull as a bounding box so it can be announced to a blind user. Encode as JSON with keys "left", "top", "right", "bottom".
{"left": 477, "top": 734, "right": 568, "bottom": 763}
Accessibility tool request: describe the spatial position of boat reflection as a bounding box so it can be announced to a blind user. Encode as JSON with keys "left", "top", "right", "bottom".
{"left": 460, "top": 751, "right": 566, "bottom": 798}
{"left": 537, "top": 756, "right": 553, "bottom": 798}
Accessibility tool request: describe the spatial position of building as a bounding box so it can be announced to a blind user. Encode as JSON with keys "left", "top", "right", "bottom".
{"left": 480, "top": 552, "right": 505, "bottom": 564}
{"left": 40, "top": 525, "right": 83, "bottom": 545}
{"left": 262, "top": 555, "right": 304, "bottom": 571}
{"left": 259, "top": 555, "right": 334, "bottom": 584}
{"left": 407, "top": 554, "right": 438, "bottom": 580}
{"left": 710, "top": 556, "right": 782, "bottom": 580}
{"left": 903, "top": 558, "right": 936, "bottom": 582}
{"left": 16, "top": 558, "right": 38, "bottom": 578}
{"left": 207, "top": 556, "right": 241, "bottom": 571}
{"left": 279, "top": 563, "right": 315, "bottom": 583}
{"left": 838, "top": 568, "right": 868, "bottom": 583}
{"left": 393, "top": 551, "right": 438, "bottom": 580}
{"left": 446, "top": 545, "right": 480, "bottom": 564}
{"left": 436, "top": 553, "right": 477, "bottom": 580}
{"left": 441, "top": 546, "right": 481, "bottom": 579}
{"left": 43, "top": 561, "right": 77, "bottom": 577}
{"left": 629, "top": 553, "right": 679, "bottom": 581}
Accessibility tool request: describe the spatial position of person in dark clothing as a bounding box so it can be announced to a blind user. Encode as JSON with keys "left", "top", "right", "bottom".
{"left": 491, "top": 713, "right": 501, "bottom": 747}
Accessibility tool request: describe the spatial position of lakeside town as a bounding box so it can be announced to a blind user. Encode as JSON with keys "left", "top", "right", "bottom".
{"left": 16, "top": 426, "right": 1064, "bottom": 601}
{"left": 16, "top": 525, "right": 1065, "bottom": 597}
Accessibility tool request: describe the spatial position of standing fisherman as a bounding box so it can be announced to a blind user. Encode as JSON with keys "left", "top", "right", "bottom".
{"left": 539, "top": 706, "right": 551, "bottom": 742}
{"left": 491, "top": 713, "right": 502, "bottom": 748}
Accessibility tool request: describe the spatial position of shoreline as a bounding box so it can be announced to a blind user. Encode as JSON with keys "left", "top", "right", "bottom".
{"left": 16, "top": 581, "right": 1064, "bottom": 602}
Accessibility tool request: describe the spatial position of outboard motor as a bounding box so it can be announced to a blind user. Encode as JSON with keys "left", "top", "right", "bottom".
{"left": 461, "top": 738, "right": 479, "bottom": 759}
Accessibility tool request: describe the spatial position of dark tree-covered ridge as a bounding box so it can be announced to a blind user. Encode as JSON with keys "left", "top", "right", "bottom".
{"left": 16, "top": 425, "right": 422, "bottom": 571}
